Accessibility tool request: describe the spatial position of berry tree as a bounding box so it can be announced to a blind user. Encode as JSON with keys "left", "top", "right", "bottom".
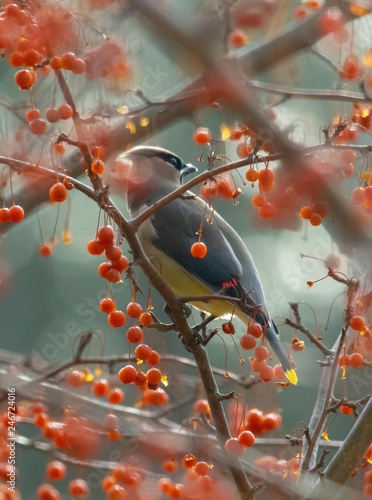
{"left": 0, "top": 1, "right": 372, "bottom": 499}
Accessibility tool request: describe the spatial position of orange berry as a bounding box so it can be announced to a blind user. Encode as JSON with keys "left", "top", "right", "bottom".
{"left": 101, "top": 475, "right": 116, "bottom": 492}
{"left": 112, "top": 255, "right": 129, "bottom": 272}
{"left": 57, "top": 104, "right": 73, "bottom": 120}
{"left": 105, "top": 268, "right": 122, "bottom": 283}
{"left": 291, "top": 337, "right": 305, "bottom": 351}
{"left": 191, "top": 242, "right": 207, "bottom": 258}
{"left": 14, "top": 69, "right": 36, "bottom": 89}
{"left": 194, "top": 461, "right": 209, "bottom": 476}
{"left": 182, "top": 453, "right": 196, "bottom": 469}
{"left": 65, "top": 370, "right": 83, "bottom": 387}
{"left": 139, "top": 311, "right": 153, "bottom": 327}
{"left": 162, "top": 459, "right": 178, "bottom": 473}
{"left": 29, "top": 118, "right": 47, "bottom": 135}
{"left": 37, "top": 484, "right": 61, "bottom": 500}
{"left": 349, "top": 352, "right": 364, "bottom": 368}
{"left": 273, "top": 364, "right": 286, "bottom": 379}
{"left": 126, "top": 325, "right": 143, "bottom": 343}
{"left": 39, "top": 243, "right": 53, "bottom": 257}
{"left": 68, "top": 478, "right": 90, "bottom": 498}
{"left": 118, "top": 365, "right": 137, "bottom": 384}
{"left": 98, "top": 262, "right": 112, "bottom": 278}
{"left": 262, "top": 412, "right": 282, "bottom": 431}
{"left": 349, "top": 315, "right": 366, "bottom": 331}
{"left": 126, "top": 301, "right": 143, "bottom": 318}
{"left": 92, "top": 159, "right": 105, "bottom": 175}
{"left": 134, "top": 343, "right": 152, "bottom": 362}
{"left": 338, "top": 354, "right": 350, "bottom": 367}
{"left": 146, "top": 367, "right": 162, "bottom": 386}
{"left": 365, "top": 470, "right": 372, "bottom": 484}
{"left": 258, "top": 167, "right": 275, "bottom": 190}
{"left": 60, "top": 52, "right": 77, "bottom": 70}
{"left": 107, "top": 484, "right": 128, "bottom": 500}
{"left": 46, "top": 107, "right": 60, "bottom": 123}
{"left": 100, "top": 297, "right": 116, "bottom": 314}
{"left": 142, "top": 388, "right": 169, "bottom": 405}
{"left": 319, "top": 7, "right": 344, "bottom": 35}
{"left": 200, "top": 180, "right": 218, "bottom": 200}
{"left": 248, "top": 322, "right": 263, "bottom": 338}
{"left": 105, "top": 245, "right": 122, "bottom": 261}
{"left": 224, "top": 437, "right": 245, "bottom": 457}
{"left": 255, "top": 345, "right": 269, "bottom": 360}
{"left": 147, "top": 350, "right": 160, "bottom": 366}
{"left": 230, "top": 30, "right": 248, "bottom": 48}
{"left": 238, "top": 430, "right": 255, "bottom": 447}
{"left": 0, "top": 208, "right": 11, "bottom": 223}
{"left": 340, "top": 405, "right": 353, "bottom": 415}
{"left": 49, "top": 182, "right": 67, "bottom": 203}
{"left": 230, "top": 126, "right": 243, "bottom": 140}
{"left": 251, "top": 358, "right": 266, "bottom": 372}
{"left": 46, "top": 461, "right": 66, "bottom": 481}
{"left": 9, "top": 205, "right": 24, "bottom": 222}
{"left": 252, "top": 194, "right": 267, "bottom": 207}
{"left": 50, "top": 56, "right": 63, "bottom": 70}
{"left": 258, "top": 364, "right": 274, "bottom": 382}
{"left": 87, "top": 239, "right": 105, "bottom": 256}
{"left": 309, "top": 213, "right": 322, "bottom": 226}
{"left": 25, "top": 108, "right": 41, "bottom": 122}
{"left": 258, "top": 202, "right": 274, "bottom": 218}
{"left": 97, "top": 225, "right": 115, "bottom": 245}
{"left": 108, "top": 310, "right": 126, "bottom": 328}
{"left": 193, "top": 127, "right": 211, "bottom": 145}
{"left": 300, "top": 206, "right": 313, "bottom": 219}
{"left": 71, "top": 58, "right": 86, "bottom": 75}
{"left": 245, "top": 168, "right": 258, "bottom": 182}
{"left": 239, "top": 334, "right": 256, "bottom": 350}
{"left": 108, "top": 387, "right": 125, "bottom": 404}
{"left": 93, "top": 378, "right": 109, "bottom": 397}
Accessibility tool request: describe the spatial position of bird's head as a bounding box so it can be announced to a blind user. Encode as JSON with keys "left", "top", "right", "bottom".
{"left": 107, "top": 146, "right": 197, "bottom": 210}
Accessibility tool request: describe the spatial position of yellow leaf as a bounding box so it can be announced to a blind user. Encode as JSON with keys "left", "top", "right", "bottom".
{"left": 322, "top": 431, "right": 330, "bottom": 442}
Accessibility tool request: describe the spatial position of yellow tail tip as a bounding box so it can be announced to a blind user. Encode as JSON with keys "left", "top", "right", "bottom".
{"left": 286, "top": 369, "right": 298, "bottom": 385}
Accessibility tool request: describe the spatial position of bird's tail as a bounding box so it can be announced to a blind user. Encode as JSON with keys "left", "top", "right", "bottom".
{"left": 267, "top": 324, "right": 298, "bottom": 385}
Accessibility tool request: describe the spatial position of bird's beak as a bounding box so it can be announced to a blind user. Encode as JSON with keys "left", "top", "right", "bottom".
{"left": 180, "top": 163, "right": 197, "bottom": 182}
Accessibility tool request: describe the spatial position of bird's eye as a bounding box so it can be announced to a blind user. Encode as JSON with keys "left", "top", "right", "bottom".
{"left": 158, "top": 152, "right": 182, "bottom": 171}
{"left": 166, "top": 155, "right": 181, "bottom": 169}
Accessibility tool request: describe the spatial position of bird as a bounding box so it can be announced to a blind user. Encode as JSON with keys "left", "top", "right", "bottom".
{"left": 109, "top": 145, "right": 297, "bottom": 385}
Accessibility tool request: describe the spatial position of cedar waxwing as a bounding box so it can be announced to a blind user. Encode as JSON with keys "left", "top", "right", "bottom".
{"left": 110, "top": 146, "right": 297, "bottom": 385}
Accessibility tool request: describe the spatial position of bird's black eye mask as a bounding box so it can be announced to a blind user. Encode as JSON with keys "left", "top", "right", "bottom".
{"left": 156, "top": 152, "right": 197, "bottom": 182}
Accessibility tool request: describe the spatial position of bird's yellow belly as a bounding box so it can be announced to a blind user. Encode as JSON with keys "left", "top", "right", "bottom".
{"left": 147, "top": 244, "right": 250, "bottom": 324}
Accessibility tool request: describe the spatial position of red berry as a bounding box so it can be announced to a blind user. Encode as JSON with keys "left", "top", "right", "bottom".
{"left": 14, "top": 69, "right": 36, "bottom": 89}
{"left": 108, "top": 387, "right": 125, "bottom": 404}
{"left": 134, "top": 343, "right": 152, "bottom": 361}
{"left": 68, "top": 478, "right": 90, "bottom": 498}
{"left": 100, "top": 297, "right": 116, "bottom": 314}
{"left": 60, "top": 52, "right": 77, "bottom": 70}
{"left": 0, "top": 208, "right": 11, "bottom": 223}
{"left": 87, "top": 239, "right": 105, "bottom": 255}
{"left": 248, "top": 322, "right": 263, "bottom": 338}
{"left": 349, "top": 352, "right": 364, "bottom": 368}
{"left": 118, "top": 365, "right": 137, "bottom": 384}
{"left": 349, "top": 315, "right": 366, "bottom": 331}
{"left": 240, "top": 334, "right": 256, "bottom": 350}
{"left": 49, "top": 183, "right": 67, "bottom": 203}
{"left": 191, "top": 242, "right": 207, "bottom": 258}
{"left": 108, "top": 310, "right": 126, "bottom": 328}
{"left": 97, "top": 225, "right": 115, "bottom": 245}
{"left": 46, "top": 107, "right": 60, "bottom": 123}
{"left": 39, "top": 243, "right": 53, "bottom": 257}
{"left": 238, "top": 430, "right": 255, "bottom": 447}
{"left": 193, "top": 127, "right": 211, "bottom": 145}
{"left": 126, "top": 301, "right": 143, "bottom": 318}
{"left": 224, "top": 437, "right": 245, "bottom": 457}
{"left": 25, "top": 108, "right": 41, "bottom": 122}
{"left": 93, "top": 378, "right": 109, "bottom": 397}
{"left": 92, "top": 159, "right": 105, "bottom": 175}
{"left": 29, "top": 118, "right": 47, "bottom": 135}
{"left": 46, "top": 461, "right": 66, "bottom": 481}
{"left": 126, "top": 325, "right": 143, "bottom": 343}
{"left": 57, "top": 104, "right": 73, "bottom": 120}
{"left": 146, "top": 367, "right": 162, "bottom": 386}
{"left": 9, "top": 205, "right": 24, "bottom": 222}
{"left": 139, "top": 311, "right": 153, "bottom": 327}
